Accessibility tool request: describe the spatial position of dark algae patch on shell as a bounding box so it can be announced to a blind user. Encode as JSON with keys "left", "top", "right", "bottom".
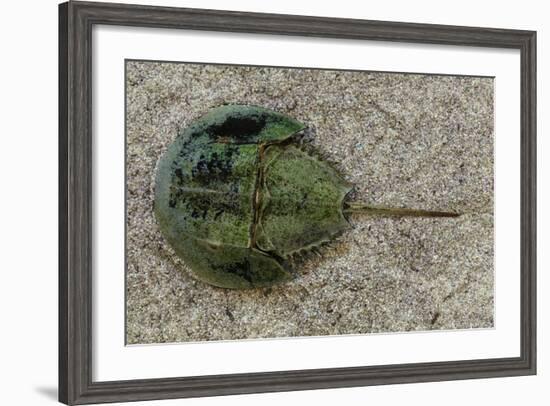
{"left": 154, "top": 105, "right": 459, "bottom": 289}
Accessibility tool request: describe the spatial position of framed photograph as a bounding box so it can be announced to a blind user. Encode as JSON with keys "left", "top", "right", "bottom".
{"left": 59, "top": 1, "right": 536, "bottom": 404}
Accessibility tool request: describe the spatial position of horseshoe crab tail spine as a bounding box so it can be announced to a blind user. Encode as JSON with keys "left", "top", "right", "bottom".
{"left": 344, "top": 202, "right": 459, "bottom": 218}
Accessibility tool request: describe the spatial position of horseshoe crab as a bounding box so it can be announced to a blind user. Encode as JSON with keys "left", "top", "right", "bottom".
{"left": 154, "top": 105, "right": 458, "bottom": 289}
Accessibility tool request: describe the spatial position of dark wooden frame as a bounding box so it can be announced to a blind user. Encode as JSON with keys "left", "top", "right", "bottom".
{"left": 59, "top": 1, "right": 537, "bottom": 404}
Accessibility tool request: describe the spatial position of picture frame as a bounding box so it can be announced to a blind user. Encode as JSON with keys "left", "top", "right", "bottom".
{"left": 59, "top": 1, "right": 537, "bottom": 404}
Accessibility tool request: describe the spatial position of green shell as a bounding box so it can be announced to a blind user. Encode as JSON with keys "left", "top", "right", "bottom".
{"left": 154, "top": 105, "right": 352, "bottom": 289}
